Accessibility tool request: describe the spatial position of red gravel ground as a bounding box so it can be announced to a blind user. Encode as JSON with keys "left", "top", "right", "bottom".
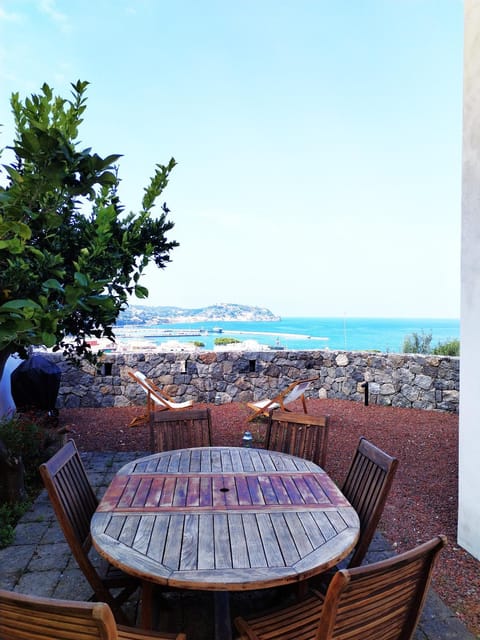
{"left": 60, "top": 398, "right": 479, "bottom": 636}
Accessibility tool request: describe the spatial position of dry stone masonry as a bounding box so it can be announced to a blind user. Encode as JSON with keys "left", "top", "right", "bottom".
{"left": 47, "top": 349, "right": 459, "bottom": 413}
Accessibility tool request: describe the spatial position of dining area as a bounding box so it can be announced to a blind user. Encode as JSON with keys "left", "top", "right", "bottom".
{"left": 0, "top": 401, "right": 453, "bottom": 640}
{"left": 90, "top": 443, "right": 360, "bottom": 639}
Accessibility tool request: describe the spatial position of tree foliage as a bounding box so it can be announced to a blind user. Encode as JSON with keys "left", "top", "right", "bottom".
{"left": 214, "top": 337, "right": 241, "bottom": 345}
{"left": 402, "top": 331, "right": 433, "bottom": 354}
{"left": 403, "top": 331, "right": 459, "bottom": 356}
{"left": 0, "top": 80, "right": 178, "bottom": 367}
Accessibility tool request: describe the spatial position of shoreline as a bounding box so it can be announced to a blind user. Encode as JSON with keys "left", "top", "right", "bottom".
{"left": 108, "top": 317, "right": 459, "bottom": 353}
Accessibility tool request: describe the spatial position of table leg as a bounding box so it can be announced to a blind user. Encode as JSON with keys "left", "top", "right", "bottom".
{"left": 214, "top": 591, "right": 232, "bottom": 640}
{"left": 140, "top": 580, "right": 154, "bottom": 629}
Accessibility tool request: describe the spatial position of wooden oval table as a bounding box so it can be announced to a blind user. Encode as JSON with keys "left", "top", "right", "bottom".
{"left": 91, "top": 447, "right": 359, "bottom": 639}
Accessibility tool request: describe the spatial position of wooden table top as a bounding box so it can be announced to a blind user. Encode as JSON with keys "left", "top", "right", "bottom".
{"left": 91, "top": 447, "right": 359, "bottom": 591}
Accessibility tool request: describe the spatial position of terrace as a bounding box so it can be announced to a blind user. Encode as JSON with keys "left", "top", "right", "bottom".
{"left": 1, "top": 398, "right": 476, "bottom": 638}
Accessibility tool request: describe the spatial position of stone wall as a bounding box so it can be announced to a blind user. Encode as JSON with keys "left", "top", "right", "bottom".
{"left": 47, "top": 349, "right": 459, "bottom": 413}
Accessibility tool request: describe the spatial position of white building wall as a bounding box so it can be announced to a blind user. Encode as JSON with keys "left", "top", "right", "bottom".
{"left": 459, "top": 0, "right": 480, "bottom": 560}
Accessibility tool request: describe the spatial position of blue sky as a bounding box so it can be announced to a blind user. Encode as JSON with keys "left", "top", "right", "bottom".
{"left": 0, "top": 0, "right": 463, "bottom": 318}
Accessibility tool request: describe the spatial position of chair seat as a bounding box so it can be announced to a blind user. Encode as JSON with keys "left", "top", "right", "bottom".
{"left": 118, "top": 626, "right": 185, "bottom": 640}
{"left": 157, "top": 400, "right": 195, "bottom": 410}
{"left": 100, "top": 558, "right": 139, "bottom": 590}
{"left": 235, "top": 592, "right": 324, "bottom": 640}
{"left": 249, "top": 400, "right": 281, "bottom": 410}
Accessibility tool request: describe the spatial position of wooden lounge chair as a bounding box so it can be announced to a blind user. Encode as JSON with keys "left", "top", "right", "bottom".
{"left": 150, "top": 407, "right": 213, "bottom": 452}
{"left": 0, "top": 589, "right": 186, "bottom": 640}
{"left": 247, "top": 378, "right": 317, "bottom": 422}
{"left": 39, "top": 440, "right": 139, "bottom": 625}
{"left": 266, "top": 410, "right": 329, "bottom": 468}
{"left": 234, "top": 535, "right": 447, "bottom": 640}
{"left": 128, "top": 370, "right": 194, "bottom": 427}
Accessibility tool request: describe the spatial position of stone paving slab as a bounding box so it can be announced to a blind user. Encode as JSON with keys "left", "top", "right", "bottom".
{"left": 0, "top": 450, "right": 476, "bottom": 639}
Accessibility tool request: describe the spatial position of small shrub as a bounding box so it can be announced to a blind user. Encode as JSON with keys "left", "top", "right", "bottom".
{"left": 214, "top": 337, "right": 241, "bottom": 346}
{"left": 0, "top": 414, "right": 43, "bottom": 471}
{"left": 0, "top": 501, "right": 30, "bottom": 548}
{"left": 0, "top": 412, "right": 57, "bottom": 510}
{"left": 432, "top": 338, "right": 460, "bottom": 356}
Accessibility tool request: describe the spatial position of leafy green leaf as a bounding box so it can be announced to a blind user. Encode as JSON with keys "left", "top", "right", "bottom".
{"left": 41, "top": 332, "right": 57, "bottom": 347}
{"left": 74, "top": 272, "right": 88, "bottom": 287}
{"left": 134, "top": 284, "right": 149, "bottom": 298}
{"left": 0, "top": 299, "right": 41, "bottom": 311}
{"left": 42, "top": 279, "right": 64, "bottom": 292}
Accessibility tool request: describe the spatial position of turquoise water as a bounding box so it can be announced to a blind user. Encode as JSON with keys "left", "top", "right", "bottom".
{"left": 120, "top": 317, "right": 460, "bottom": 353}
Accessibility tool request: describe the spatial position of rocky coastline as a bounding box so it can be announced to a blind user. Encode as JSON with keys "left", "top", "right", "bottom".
{"left": 118, "top": 303, "right": 280, "bottom": 325}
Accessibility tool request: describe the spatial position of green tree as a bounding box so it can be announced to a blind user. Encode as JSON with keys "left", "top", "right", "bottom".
{"left": 402, "top": 331, "right": 433, "bottom": 354}
{"left": 0, "top": 80, "right": 178, "bottom": 378}
{"left": 214, "top": 337, "right": 241, "bottom": 345}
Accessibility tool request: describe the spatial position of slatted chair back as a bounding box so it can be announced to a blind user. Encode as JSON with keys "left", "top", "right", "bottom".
{"left": 266, "top": 410, "right": 329, "bottom": 468}
{"left": 0, "top": 589, "right": 117, "bottom": 640}
{"left": 0, "top": 589, "right": 187, "bottom": 640}
{"left": 39, "top": 440, "right": 137, "bottom": 623}
{"left": 318, "top": 535, "right": 447, "bottom": 640}
{"left": 341, "top": 436, "right": 398, "bottom": 568}
{"left": 234, "top": 536, "right": 446, "bottom": 640}
{"left": 150, "top": 408, "right": 213, "bottom": 452}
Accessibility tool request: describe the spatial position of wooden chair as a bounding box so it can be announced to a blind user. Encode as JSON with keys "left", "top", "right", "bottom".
{"left": 0, "top": 589, "right": 186, "bottom": 640}
{"left": 341, "top": 436, "right": 399, "bottom": 568}
{"left": 265, "top": 410, "right": 329, "bottom": 468}
{"left": 234, "top": 535, "right": 447, "bottom": 640}
{"left": 150, "top": 408, "right": 212, "bottom": 452}
{"left": 39, "top": 440, "right": 139, "bottom": 625}
{"left": 128, "top": 370, "right": 194, "bottom": 427}
{"left": 247, "top": 378, "right": 317, "bottom": 422}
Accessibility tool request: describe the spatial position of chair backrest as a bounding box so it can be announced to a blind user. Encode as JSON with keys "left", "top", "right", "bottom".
{"left": 341, "top": 436, "right": 398, "bottom": 568}
{"left": 128, "top": 370, "right": 171, "bottom": 409}
{"left": 266, "top": 410, "right": 329, "bottom": 468}
{"left": 317, "top": 535, "right": 447, "bottom": 640}
{"left": 39, "top": 439, "right": 104, "bottom": 593}
{"left": 281, "top": 378, "right": 316, "bottom": 406}
{"left": 150, "top": 408, "right": 213, "bottom": 451}
{"left": 0, "top": 588, "right": 117, "bottom": 640}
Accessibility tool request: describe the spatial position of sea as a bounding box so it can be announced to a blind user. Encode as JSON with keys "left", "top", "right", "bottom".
{"left": 116, "top": 317, "right": 460, "bottom": 354}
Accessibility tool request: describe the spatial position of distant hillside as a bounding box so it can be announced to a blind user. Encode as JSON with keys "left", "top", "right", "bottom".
{"left": 118, "top": 303, "right": 280, "bottom": 325}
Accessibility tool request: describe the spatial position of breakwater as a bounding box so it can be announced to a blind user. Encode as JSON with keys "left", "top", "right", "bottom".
{"left": 48, "top": 349, "right": 459, "bottom": 413}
